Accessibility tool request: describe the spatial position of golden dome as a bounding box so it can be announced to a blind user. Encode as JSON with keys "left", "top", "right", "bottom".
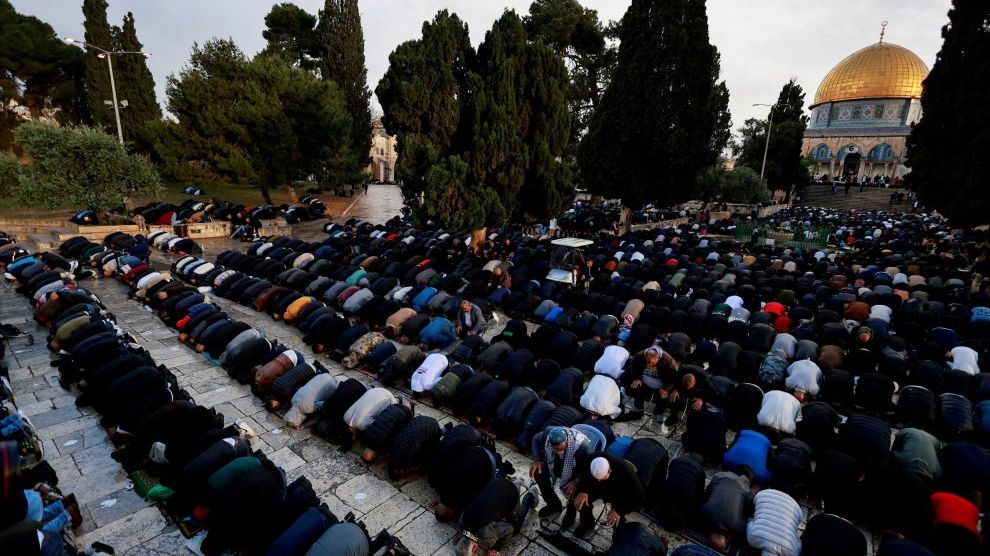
{"left": 813, "top": 42, "right": 928, "bottom": 106}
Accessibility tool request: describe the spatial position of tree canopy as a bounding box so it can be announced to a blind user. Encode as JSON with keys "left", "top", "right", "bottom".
{"left": 261, "top": 2, "right": 320, "bottom": 70}
{"left": 149, "top": 39, "right": 352, "bottom": 201}
{"left": 696, "top": 164, "right": 769, "bottom": 205}
{"left": 81, "top": 0, "right": 160, "bottom": 149}
{"left": 112, "top": 12, "right": 160, "bottom": 148}
{"left": 0, "top": 0, "right": 85, "bottom": 148}
{"left": 319, "top": 0, "right": 373, "bottom": 177}
{"left": 12, "top": 121, "right": 161, "bottom": 210}
{"left": 734, "top": 79, "right": 809, "bottom": 193}
{"left": 82, "top": 0, "right": 115, "bottom": 130}
{"left": 577, "top": 0, "right": 731, "bottom": 212}
{"left": 470, "top": 11, "right": 571, "bottom": 222}
{"left": 906, "top": 0, "right": 990, "bottom": 227}
{"left": 523, "top": 0, "right": 617, "bottom": 150}
{"left": 376, "top": 10, "right": 477, "bottom": 198}
{"left": 377, "top": 9, "right": 572, "bottom": 228}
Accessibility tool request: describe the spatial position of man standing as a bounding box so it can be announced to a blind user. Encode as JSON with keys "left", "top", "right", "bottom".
{"left": 529, "top": 427, "right": 593, "bottom": 518}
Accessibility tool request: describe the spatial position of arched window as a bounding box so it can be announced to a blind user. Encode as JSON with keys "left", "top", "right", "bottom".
{"left": 811, "top": 144, "right": 832, "bottom": 161}
{"left": 868, "top": 143, "right": 895, "bottom": 161}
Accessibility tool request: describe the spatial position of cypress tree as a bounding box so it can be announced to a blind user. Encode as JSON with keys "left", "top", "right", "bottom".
{"left": 471, "top": 11, "right": 571, "bottom": 222}
{"left": 376, "top": 10, "right": 476, "bottom": 198}
{"left": 113, "top": 12, "right": 160, "bottom": 149}
{"left": 578, "top": 0, "right": 730, "bottom": 219}
{"left": 905, "top": 0, "right": 990, "bottom": 227}
{"left": 82, "top": 0, "right": 115, "bottom": 129}
{"left": 319, "top": 0, "right": 372, "bottom": 174}
{"left": 735, "top": 79, "right": 809, "bottom": 194}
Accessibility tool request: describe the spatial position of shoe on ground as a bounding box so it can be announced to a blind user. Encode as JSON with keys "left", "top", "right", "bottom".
{"left": 64, "top": 493, "right": 83, "bottom": 528}
{"left": 560, "top": 507, "right": 576, "bottom": 530}
{"left": 234, "top": 419, "right": 256, "bottom": 439}
{"left": 538, "top": 503, "right": 564, "bottom": 519}
{"left": 574, "top": 521, "right": 595, "bottom": 538}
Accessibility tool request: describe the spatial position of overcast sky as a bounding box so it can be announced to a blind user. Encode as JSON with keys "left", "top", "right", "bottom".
{"left": 13, "top": 0, "right": 951, "bottom": 131}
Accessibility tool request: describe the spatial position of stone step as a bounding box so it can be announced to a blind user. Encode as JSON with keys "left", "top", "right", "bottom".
{"left": 0, "top": 217, "right": 66, "bottom": 228}
{"left": 26, "top": 233, "right": 59, "bottom": 251}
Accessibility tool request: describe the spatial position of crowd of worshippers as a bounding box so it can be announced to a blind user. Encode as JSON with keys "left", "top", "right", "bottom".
{"left": 8, "top": 200, "right": 990, "bottom": 555}
{"left": 1, "top": 237, "right": 411, "bottom": 556}
{"left": 0, "top": 236, "right": 92, "bottom": 556}
{"left": 131, "top": 206, "right": 989, "bottom": 555}
{"left": 59, "top": 231, "right": 201, "bottom": 265}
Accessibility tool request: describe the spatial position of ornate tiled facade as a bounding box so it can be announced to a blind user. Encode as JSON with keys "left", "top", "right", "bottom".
{"left": 801, "top": 41, "right": 928, "bottom": 180}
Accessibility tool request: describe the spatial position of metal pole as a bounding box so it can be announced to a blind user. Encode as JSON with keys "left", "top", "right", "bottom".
{"left": 106, "top": 54, "right": 124, "bottom": 144}
{"left": 759, "top": 106, "right": 774, "bottom": 181}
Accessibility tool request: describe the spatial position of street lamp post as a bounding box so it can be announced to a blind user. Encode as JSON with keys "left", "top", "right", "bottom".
{"left": 63, "top": 37, "right": 149, "bottom": 145}
{"left": 752, "top": 102, "right": 795, "bottom": 182}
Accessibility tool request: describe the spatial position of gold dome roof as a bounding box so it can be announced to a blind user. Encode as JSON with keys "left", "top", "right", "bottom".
{"left": 813, "top": 42, "right": 928, "bottom": 106}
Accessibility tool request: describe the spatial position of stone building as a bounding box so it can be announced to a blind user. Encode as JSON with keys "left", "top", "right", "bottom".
{"left": 366, "top": 118, "right": 398, "bottom": 182}
{"left": 802, "top": 35, "right": 928, "bottom": 181}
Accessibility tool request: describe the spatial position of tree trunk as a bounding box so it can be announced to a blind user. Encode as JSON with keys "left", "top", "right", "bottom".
{"left": 285, "top": 185, "right": 299, "bottom": 204}
{"left": 260, "top": 186, "right": 273, "bottom": 206}
{"left": 470, "top": 227, "right": 487, "bottom": 254}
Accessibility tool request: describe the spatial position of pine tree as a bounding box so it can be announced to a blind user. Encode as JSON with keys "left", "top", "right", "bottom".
{"left": 0, "top": 0, "right": 86, "bottom": 148}
{"left": 735, "top": 79, "right": 809, "bottom": 194}
{"left": 150, "top": 39, "right": 352, "bottom": 203}
{"left": 577, "top": 0, "right": 730, "bottom": 220}
{"left": 319, "top": 0, "right": 372, "bottom": 175}
{"left": 82, "top": 0, "right": 115, "bottom": 129}
{"left": 906, "top": 0, "right": 990, "bottom": 228}
{"left": 262, "top": 3, "right": 320, "bottom": 70}
{"left": 112, "top": 12, "right": 160, "bottom": 150}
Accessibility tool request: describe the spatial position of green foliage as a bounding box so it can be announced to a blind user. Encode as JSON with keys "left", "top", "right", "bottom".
{"left": 471, "top": 11, "right": 571, "bottom": 222}
{"left": 578, "top": 0, "right": 731, "bottom": 210}
{"left": 376, "top": 10, "right": 477, "bottom": 198}
{"left": 81, "top": 1, "right": 160, "bottom": 150}
{"left": 319, "top": 0, "right": 372, "bottom": 176}
{"left": 696, "top": 165, "right": 769, "bottom": 204}
{"left": 112, "top": 12, "right": 160, "bottom": 149}
{"left": 151, "top": 39, "right": 352, "bottom": 194}
{"left": 377, "top": 10, "right": 571, "bottom": 227}
{"left": 262, "top": 3, "right": 320, "bottom": 70}
{"left": 0, "top": 0, "right": 85, "bottom": 148}
{"left": 82, "top": 0, "right": 115, "bottom": 129}
{"left": 734, "top": 79, "right": 809, "bottom": 192}
{"left": 12, "top": 121, "right": 162, "bottom": 209}
{"left": 906, "top": 0, "right": 990, "bottom": 227}
{"left": 0, "top": 150, "right": 18, "bottom": 197}
{"left": 422, "top": 155, "right": 503, "bottom": 230}
{"left": 523, "top": 0, "right": 617, "bottom": 150}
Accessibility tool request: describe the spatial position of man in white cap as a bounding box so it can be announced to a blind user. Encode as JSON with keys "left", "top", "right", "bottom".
{"left": 567, "top": 454, "right": 646, "bottom": 537}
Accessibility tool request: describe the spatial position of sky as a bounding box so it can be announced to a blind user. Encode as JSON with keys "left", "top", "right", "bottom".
{"left": 13, "top": 0, "right": 952, "bottom": 131}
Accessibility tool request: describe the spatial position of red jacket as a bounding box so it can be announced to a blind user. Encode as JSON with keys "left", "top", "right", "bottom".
{"left": 931, "top": 492, "right": 981, "bottom": 537}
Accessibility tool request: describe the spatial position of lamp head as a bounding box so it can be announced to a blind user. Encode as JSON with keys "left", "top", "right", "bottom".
{"left": 97, "top": 53, "right": 106, "bottom": 59}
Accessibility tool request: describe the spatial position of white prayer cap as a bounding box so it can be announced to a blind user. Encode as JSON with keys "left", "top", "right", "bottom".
{"left": 590, "top": 457, "right": 610, "bottom": 480}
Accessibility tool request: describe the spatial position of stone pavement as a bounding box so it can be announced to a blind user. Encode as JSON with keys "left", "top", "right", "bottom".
{"left": 2, "top": 263, "right": 879, "bottom": 555}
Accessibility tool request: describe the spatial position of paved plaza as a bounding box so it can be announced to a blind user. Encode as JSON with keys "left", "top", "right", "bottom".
{"left": 2, "top": 259, "right": 700, "bottom": 555}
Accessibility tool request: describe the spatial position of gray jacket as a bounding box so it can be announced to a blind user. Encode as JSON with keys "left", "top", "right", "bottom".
{"left": 458, "top": 304, "right": 488, "bottom": 334}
